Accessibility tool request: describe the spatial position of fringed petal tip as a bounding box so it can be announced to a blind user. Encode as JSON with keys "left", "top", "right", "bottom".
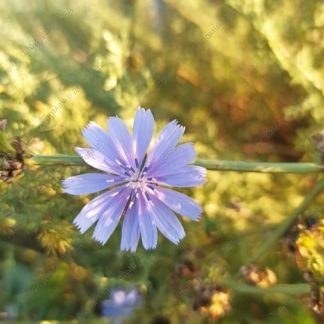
{"left": 73, "top": 218, "right": 87, "bottom": 234}
{"left": 92, "top": 235, "right": 107, "bottom": 245}
{"left": 120, "top": 246, "right": 137, "bottom": 253}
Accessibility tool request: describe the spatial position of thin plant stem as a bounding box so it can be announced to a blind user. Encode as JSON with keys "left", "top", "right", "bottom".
{"left": 30, "top": 155, "right": 324, "bottom": 173}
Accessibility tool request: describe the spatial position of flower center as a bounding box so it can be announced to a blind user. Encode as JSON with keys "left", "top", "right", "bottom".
{"left": 117, "top": 157, "right": 150, "bottom": 184}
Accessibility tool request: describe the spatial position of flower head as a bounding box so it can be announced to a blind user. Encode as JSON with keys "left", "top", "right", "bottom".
{"left": 63, "top": 108, "right": 206, "bottom": 251}
{"left": 101, "top": 288, "right": 142, "bottom": 318}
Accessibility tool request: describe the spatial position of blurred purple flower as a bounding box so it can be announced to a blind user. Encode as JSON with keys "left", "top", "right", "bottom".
{"left": 101, "top": 288, "right": 142, "bottom": 318}
{"left": 63, "top": 107, "right": 206, "bottom": 251}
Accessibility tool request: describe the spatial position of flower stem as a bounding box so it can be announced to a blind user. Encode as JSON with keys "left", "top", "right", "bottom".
{"left": 30, "top": 154, "right": 86, "bottom": 165}
{"left": 248, "top": 178, "right": 324, "bottom": 263}
{"left": 194, "top": 159, "right": 324, "bottom": 173}
{"left": 30, "top": 155, "right": 324, "bottom": 173}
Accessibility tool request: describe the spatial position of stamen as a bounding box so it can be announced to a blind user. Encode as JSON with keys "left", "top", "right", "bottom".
{"left": 142, "top": 166, "right": 149, "bottom": 174}
{"left": 144, "top": 192, "right": 151, "bottom": 201}
{"left": 116, "top": 158, "right": 124, "bottom": 166}
{"left": 147, "top": 185, "right": 155, "bottom": 191}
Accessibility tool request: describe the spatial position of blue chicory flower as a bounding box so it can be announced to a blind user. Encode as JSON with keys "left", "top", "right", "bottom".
{"left": 63, "top": 107, "right": 206, "bottom": 251}
{"left": 101, "top": 288, "right": 142, "bottom": 318}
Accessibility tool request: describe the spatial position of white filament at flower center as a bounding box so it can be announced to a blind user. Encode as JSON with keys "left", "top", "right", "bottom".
{"left": 129, "top": 178, "right": 147, "bottom": 191}
{"left": 117, "top": 158, "right": 157, "bottom": 197}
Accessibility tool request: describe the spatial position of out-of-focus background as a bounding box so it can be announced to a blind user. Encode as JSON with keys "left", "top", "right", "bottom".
{"left": 0, "top": 0, "right": 323, "bottom": 322}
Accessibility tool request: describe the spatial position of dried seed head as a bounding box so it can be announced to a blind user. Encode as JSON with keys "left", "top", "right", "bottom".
{"left": 0, "top": 135, "right": 26, "bottom": 183}
{"left": 0, "top": 171, "right": 12, "bottom": 183}
{"left": 11, "top": 161, "right": 23, "bottom": 170}
{"left": 1, "top": 156, "right": 24, "bottom": 183}
{"left": 11, "top": 138, "right": 26, "bottom": 155}
{"left": 11, "top": 169, "right": 22, "bottom": 177}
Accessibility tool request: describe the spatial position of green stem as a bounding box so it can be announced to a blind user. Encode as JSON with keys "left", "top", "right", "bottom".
{"left": 249, "top": 178, "right": 324, "bottom": 263}
{"left": 30, "top": 155, "right": 324, "bottom": 173}
{"left": 30, "top": 154, "right": 86, "bottom": 165}
{"left": 194, "top": 159, "right": 324, "bottom": 173}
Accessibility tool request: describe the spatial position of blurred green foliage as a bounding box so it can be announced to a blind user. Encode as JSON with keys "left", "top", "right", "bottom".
{"left": 0, "top": 0, "right": 323, "bottom": 322}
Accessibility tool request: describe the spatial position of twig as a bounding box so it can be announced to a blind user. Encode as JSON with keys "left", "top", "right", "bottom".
{"left": 29, "top": 155, "right": 324, "bottom": 173}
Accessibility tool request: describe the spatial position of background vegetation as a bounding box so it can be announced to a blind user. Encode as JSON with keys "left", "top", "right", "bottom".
{"left": 0, "top": 0, "right": 323, "bottom": 322}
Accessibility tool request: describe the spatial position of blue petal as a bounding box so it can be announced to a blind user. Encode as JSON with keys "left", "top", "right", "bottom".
{"left": 146, "top": 120, "right": 184, "bottom": 168}
{"left": 120, "top": 197, "right": 140, "bottom": 252}
{"left": 110, "top": 289, "right": 141, "bottom": 306}
{"left": 82, "top": 122, "right": 119, "bottom": 162}
{"left": 154, "top": 186, "right": 202, "bottom": 221}
{"left": 110, "top": 290, "right": 127, "bottom": 305}
{"left": 62, "top": 173, "right": 124, "bottom": 195}
{"left": 75, "top": 147, "right": 122, "bottom": 174}
{"left": 155, "top": 165, "right": 206, "bottom": 187}
{"left": 73, "top": 188, "right": 123, "bottom": 234}
{"left": 92, "top": 186, "right": 131, "bottom": 244}
{"left": 124, "top": 289, "right": 142, "bottom": 306}
{"left": 138, "top": 193, "right": 158, "bottom": 249}
{"left": 149, "top": 194, "right": 185, "bottom": 244}
{"left": 101, "top": 301, "right": 133, "bottom": 317}
{"left": 108, "top": 117, "right": 134, "bottom": 167}
{"left": 132, "top": 107, "right": 154, "bottom": 166}
{"left": 146, "top": 143, "right": 196, "bottom": 177}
